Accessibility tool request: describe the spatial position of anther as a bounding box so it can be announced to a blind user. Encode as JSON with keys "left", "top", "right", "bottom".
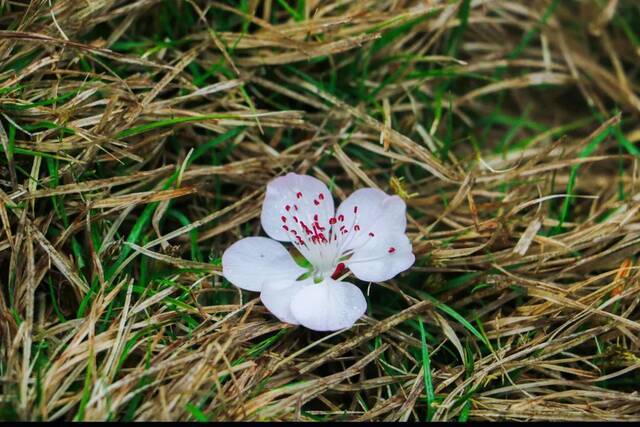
{"left": 388, "top": 247, "right": 396, "bottom": 254}
{"left": 296, "top": 192, "right": 303, "bottom": 199}
{"left": 331, "top": 262, "right": 346, "bottom": 280}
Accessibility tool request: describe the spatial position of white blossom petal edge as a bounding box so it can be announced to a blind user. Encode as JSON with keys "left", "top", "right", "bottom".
{"left": 222, "top": 173, "right": 415, "bottom": 331}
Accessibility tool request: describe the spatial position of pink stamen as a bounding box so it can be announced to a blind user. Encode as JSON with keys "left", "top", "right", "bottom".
{"left": 388, "top": 247, "right": 396, "bottom": 254}
{"left": 296, "top": 192, "right": 303, "bottom": 199}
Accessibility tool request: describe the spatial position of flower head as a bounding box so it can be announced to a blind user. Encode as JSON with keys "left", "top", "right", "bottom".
{"left": 222, "top": 173, "right": 415, "bottom": 331}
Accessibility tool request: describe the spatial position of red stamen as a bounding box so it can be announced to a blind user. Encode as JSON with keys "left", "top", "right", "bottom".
{"left": 281, "top": 216, "right": 287, "bottom": 223}
{"left": 331, "top": 262, "right": 346, "bottom": 279}
{"left": 354, "top": 206, "right": 358, "bottom": 214}
{"left": 329, "top": 217, "right": 337, "bottom": 225}
{"left": 354, "top": 225, "right": 360, "bottom": 231}
{"left": 296, "top": 192, "right": 303, "bottom": 199}
{"left": 369, "top": 232, "right": 375, "bottom": 237}
{"left": 338, "top": 214, "right": 345, "bottom": 222}
{"left": 301, "top": 222, "right": 312, "bottom": 235}
{"left": 285, "top": 205, "right": 291, "bottom": 211}
{"left": 388, "top": 247, "right": 396, "bottom": 254}
{"left": 282, "top": 225, "right": 289, "bottom": 231}
{"left": 313, "top": 199, "right": 319, "bottom": 206}
{"left": 318, "top": 193, "right": 325, "bottom": 200}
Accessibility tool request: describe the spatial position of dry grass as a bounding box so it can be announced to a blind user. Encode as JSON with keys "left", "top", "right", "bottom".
{"left": 1, "top": 0, "right": 640, "bottom": 421}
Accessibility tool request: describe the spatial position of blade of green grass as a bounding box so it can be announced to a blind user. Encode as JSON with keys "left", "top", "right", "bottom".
{"left": 419, "top": 317, "right": 435, "bottom": 421}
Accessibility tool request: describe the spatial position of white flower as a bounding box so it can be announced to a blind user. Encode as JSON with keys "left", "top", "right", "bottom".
{"left": 221, "top": 173, "right": 415, "bottom": 332}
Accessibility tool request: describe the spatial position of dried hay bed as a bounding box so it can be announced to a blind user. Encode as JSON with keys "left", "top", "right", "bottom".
{"left": 1, "top": 0, "right": 640, "bottom": 421}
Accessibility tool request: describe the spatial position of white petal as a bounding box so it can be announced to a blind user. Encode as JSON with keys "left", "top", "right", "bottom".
{"left": 261, "top": 173, "right": 335, "bottom": 242}
{"left": 334, "top": 188, "right": 406, "bottom": 251}
{"left": 260, "top": 278, "right": 313, "bottom": 325}
{"left": 289, "top": 279, "right": 367, "bottom": 332}
{"left": 347, "top": 233, "right": 415, "bottom": 282}
{"left": 222, "top": 237, "right": 306, "bottom": 291}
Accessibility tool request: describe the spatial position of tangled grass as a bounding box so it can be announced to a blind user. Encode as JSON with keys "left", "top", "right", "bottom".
{"left": 1, "top": 0, "right": 640, "bottom": 421}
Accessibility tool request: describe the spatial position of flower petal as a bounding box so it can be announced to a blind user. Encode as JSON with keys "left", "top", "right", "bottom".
{"left": 260, "top": 278, "right": 313, "bottom": 325}
{"left": 261, "top": 173, "right": 335, "bottom": 242}
{"left": 222, "top": 237, "right": 306, "bottom": 291}
{"left": 334, "top": 188, "right": 407, "bottom": 251}
{"left": 346, "top": 232, "right": 415, "bottom": 282}
{"left": 289, "top": 278, "right": 367, "bottom": 332}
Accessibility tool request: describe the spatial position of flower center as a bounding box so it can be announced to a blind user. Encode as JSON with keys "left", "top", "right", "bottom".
{"left": 279, "top": 191, "right": 376, "bottom": 280}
